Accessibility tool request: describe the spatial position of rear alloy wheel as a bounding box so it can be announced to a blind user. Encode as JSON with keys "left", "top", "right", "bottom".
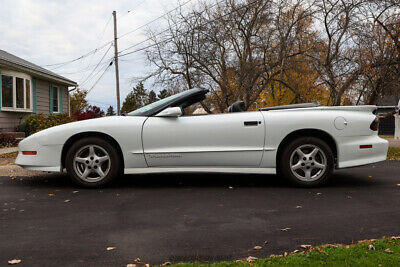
{"left": 66, "top": 137, "right": 121, "bottom": 187}
{"left": 280, "top": 137, "right": 334, "bottom": 187}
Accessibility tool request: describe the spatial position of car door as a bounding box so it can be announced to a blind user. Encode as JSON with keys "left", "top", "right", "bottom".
{"left": 142, "top": 111, "right": 265, "bottom": 167}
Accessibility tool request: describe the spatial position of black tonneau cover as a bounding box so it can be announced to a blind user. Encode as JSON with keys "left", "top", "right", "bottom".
{"left": 259, "top": 103, "right": 319, "bottom": 111}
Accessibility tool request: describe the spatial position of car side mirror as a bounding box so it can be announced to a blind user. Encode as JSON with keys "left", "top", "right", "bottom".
{"left": 155, "top": 107, "right": 182, "bottom": 117}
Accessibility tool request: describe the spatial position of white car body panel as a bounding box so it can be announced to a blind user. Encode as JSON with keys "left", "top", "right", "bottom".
{"left": 16, "top": 105, "right": 388, "bottom": 175}
{"left": 142, "top": 112, "right": 265, "bottom": 167}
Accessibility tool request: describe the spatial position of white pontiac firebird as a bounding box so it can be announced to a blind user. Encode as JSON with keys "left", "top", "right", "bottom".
{"left": 16, "top": 88, "right": 388, "bottom": 187}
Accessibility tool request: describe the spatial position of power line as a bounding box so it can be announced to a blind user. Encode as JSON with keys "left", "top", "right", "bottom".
{"left": 56, "top": 60, "right": 112, "bottom": 75}
{"left": 117, "top": 0, "right": 195, "bottom": 40}
{"left": 87, "top": 61, "right": 114, "bottom": 95}
{"left": 118, "top": 0, "right": 260, "bottom": 58}
{"left": 41, "top": 0, "right": 194, "bottom": 70}
{"left": 78, "top": 14, "right": 113, "bottom": 80}
{"left": 79, "top": 44, "right": 114, "bottom": 86}
{"left": 42, "top": 42, "right": 112, "bottom": 69}
{"left": 80, "top": 56, "right": 113, "bottom": 88}
{"left": 117, "top": 0, "right": 147, "bottom": 21}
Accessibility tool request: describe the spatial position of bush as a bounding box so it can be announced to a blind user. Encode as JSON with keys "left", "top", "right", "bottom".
{"left": 0, "top": 133, "right": 19, "bottom": 148}
{"left": 24, "top": 113, "right": 75, "bottom": 136}
{"left": 74, "top": 105, "right": 104, "bottom": 121}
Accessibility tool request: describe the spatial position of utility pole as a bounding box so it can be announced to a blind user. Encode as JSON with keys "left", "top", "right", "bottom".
{"left": 112, "top": 11, "right": 121, "bottom": 115}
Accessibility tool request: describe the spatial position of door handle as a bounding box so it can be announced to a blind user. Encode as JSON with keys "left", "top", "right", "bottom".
{"left": 244, "top": 121, "right": 261, "bottom": 126}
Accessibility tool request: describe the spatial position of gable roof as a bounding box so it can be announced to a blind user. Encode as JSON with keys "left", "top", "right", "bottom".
{"left": 0, "top": 49, "right": 77, "bottom": 86}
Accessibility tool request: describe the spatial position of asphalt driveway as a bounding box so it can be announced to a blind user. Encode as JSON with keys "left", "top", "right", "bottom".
{"left": 1, "top": 161, "right": 400, "bottom": 266}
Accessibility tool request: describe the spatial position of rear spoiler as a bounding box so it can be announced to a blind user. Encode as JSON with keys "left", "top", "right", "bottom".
{"left": 259, "top": 103, "right": 319, "bottom": 111}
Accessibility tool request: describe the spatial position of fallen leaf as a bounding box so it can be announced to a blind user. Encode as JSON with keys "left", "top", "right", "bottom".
{"left": 64, "top": 200, "right": 71, "bottom": 203}
{"left": 264, "top": 240, "right": 269, "bottom": 244}
{"left": 254, "top": 246, "right": 262, "bottom": 250}
{"left": 280, "top": 227, "right": 291, "bottom": 231}
{"left": 161, "top": 262, "right": 172, "bottom": 266}
{"left": 127, "top": 264, "right": 136, "bottom": 267}
{"left": 106, "top": 247, "right": 116, "bottom": 251}
{"left": 48, "top": 194, "right": 55, "bottom": 197}
{"left": 396, "top": 184, "right": 400, "bottom": 187}
{"left": 316, "top": 192, "right": 322, "bottom": 195}
{"left": 246, "top": 256, "right": 258, "bottom": 262}
{"left": 301, "top": 244, "right": 312, "bottom": 249}
{"left": 134, "top": 258, "right": 141, "bottom": 263}
{"left": 19, "top": 210, "right": 24, "bottom": 212}
{"left": 8, "top": 259, "right": 21, "bottom": 265}
{"left": 292, "top": 249, "right": 300, "bottom": 253}
{"left": 284, "top": 252, "right": 288, "bottom": 257}
{"left": 228, "top": 186, "right": 233, "bottom": 189}
{"left": 391, "top": 236, "right": 400, "bottom": 240}
{"left": 346, "top": 196, "right": 352, "bottom": 199}
{"left": 73, "top": 191, "right": 79, "bottom": 193}
{"left": 384, "top": 248, "right": 393, "bottom": 254}
{"left": 369, "top": 176, "right": 373, "bottom": 178}
{"left": 295, "top": 205, "right": 302, "bottom": 209}
{"left": 144, "top": 264, "right": 150, "bottom": 267}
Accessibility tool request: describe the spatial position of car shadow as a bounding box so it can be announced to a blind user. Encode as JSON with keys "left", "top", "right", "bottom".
{"left": 11, "top": 169, "right": 380, "bottom": 190}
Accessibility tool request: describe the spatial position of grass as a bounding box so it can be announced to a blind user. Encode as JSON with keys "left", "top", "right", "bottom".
{"left": 387, "top": 147, "right": 400, "bottom": 160}
{"left": 379, "top": 135, "right": 394, "bottom": 140}
{"left": 172, "top": 237, "right": 400, "bottom": 267}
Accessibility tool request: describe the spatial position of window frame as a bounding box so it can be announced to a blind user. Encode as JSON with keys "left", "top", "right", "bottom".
{"left": 1, "top": 70, "right": 33, "bottom": 112}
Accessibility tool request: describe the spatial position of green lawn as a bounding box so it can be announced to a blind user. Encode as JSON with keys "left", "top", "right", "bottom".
{"left": 172, "top": 237, "right": 400, "bottom": 267}
{"left": 387, "top": 147, "right": 400, "bottom": 160}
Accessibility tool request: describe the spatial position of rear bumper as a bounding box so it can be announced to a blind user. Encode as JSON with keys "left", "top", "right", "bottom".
{"left": 337, "top": 135, "right": 388, "bottom": 168}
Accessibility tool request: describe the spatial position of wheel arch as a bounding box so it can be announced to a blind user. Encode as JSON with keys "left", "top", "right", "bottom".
{"left": 276, "top": 129, "right": 338, "bottom": 167}
{"left": 61, "top": 131, "right": 124, "bottom": 170}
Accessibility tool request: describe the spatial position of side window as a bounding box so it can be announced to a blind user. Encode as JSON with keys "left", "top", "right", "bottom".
{"left": 53, "top": 86, "right": 59, "bottom": 113}
{"left": 1, "top": 75, "right": 13, "bottom": 108}
{"left": 1, "top": 72, "right": 32, "bottom": 111}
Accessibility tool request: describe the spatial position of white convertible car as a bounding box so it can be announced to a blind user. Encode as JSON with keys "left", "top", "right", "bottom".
{"left": 16, "top": 88, "right": 388, "bottom": 187}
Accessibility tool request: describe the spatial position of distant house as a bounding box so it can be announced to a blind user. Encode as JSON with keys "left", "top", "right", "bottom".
{"left": 376, "top": 94, "right": 400, "bottom": 136}
{"left": 0, "top": 50, "right": 77, "bottom": 132}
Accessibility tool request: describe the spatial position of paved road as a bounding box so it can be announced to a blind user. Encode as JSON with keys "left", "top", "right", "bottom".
{"left": 1, "top": 161, "right": 400, "bottom": 266}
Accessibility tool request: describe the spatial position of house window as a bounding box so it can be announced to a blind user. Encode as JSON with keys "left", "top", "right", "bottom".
{"left": 1, "top": 75, "right": 13, "bottom": 108}
{"left": 53, "top": 86, "right": 59, "bottom": 113}
{"left": 1, "top": 71, "right": 32, "bottom": 112}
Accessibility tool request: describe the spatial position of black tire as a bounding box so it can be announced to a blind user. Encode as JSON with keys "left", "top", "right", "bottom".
{"left": 65, "top": 137, "right": 122, "bottom": 188}
{"left": 279, "top": 137, "right": 334, "bottom": 187}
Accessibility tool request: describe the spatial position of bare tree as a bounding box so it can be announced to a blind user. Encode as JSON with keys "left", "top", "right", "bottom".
{"left": 145, "top": 0, "right": 316, "bottom": 112}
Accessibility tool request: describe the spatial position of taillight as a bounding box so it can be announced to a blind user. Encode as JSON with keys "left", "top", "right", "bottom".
{"left": 370, "top": 117, "right": 379, "bottom": 131}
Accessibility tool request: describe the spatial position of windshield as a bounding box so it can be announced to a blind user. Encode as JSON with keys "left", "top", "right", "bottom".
{"left": 128, "top": 90, "right": 188, "bottom": 116}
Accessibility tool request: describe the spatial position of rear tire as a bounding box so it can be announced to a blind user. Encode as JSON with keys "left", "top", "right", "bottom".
{"left": 65, "top": 137, "right": 122, "bottom": 188}
{"left": 280, "top": 137, "right": 334, "bottom": 187}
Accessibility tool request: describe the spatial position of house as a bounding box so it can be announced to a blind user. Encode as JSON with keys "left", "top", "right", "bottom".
{"left": 0, "top": 50, "right": 77, "bottom": 132}
{"left": 376, "top": 94, "right": 400, "bottom": 136}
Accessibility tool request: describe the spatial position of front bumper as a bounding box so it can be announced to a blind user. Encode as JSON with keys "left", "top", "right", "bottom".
{"left": 337, "top": 135, "right": 388, "bottom": 168}
{"left": 15, "top": 142, "right": 63, "bottom": 172}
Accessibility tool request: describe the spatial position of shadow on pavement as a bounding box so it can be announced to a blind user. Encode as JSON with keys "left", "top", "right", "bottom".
{"left": 11, "top": 169, "right": 378, "bottom": 189}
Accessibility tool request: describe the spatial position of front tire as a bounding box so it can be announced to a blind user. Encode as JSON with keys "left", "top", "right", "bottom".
{"left": 280, "top": 137, "right": 334, "bottom": 187}
{"left": 65, "top": 137, "right": 122, "bottom": 188}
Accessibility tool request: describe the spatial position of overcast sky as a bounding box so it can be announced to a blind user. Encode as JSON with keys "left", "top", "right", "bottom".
{"left": 0, "top": 0, "right": 193, "bottom": 111}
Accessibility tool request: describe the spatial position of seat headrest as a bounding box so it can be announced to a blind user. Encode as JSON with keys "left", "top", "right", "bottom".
{"left": 228, "top": 101, "right": 245, "bottom": 113}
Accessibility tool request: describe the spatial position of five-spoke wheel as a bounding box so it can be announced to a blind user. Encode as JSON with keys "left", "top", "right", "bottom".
{"left": 66, "top": 137, "right": 121, "bottom": 187}
{"left": 280, "top": 137, "right": 334, "bottom": 187}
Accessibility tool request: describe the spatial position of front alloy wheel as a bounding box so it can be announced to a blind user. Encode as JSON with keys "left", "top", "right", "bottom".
{"left": 66, "top": 137, "right": 121, "bottom": 187}
{"left": 73, "top": 145, "right": 111, "bottom": 183}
